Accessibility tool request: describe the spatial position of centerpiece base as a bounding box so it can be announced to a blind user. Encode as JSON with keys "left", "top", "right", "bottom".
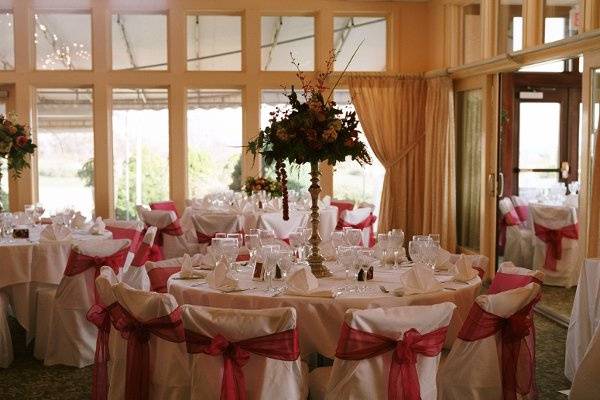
{"left": 308, "top": 255, "right": 332, "bottom": 278}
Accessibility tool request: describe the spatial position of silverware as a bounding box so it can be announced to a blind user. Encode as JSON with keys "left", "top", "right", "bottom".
{"left": 443, "top": 286, "right": 457, "bottom": 291}
{"left": 379, "top": 285, "right": 390, "bottom": 294}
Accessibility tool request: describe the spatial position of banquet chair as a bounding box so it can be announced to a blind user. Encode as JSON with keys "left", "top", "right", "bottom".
{"left": 488, "top": 261, "right": 544, "bottom": 294}
{"left": 139, "top": 209, "right": 202, "bottom": 260}
{"left": 530, "top": 204, "right": 579, "bottom": 287}
{"left": 121, "top": 226, "right": 157, "bottom": 291}
{"left": 34, "top": 239, "right": 130, "bottom": 367}
{"left": 145, "top": 257, "right": 185, "bottom": 293}
{"left": 181, "top": 304, "right": 307, "bottom": 400}
{"left": 336, "top": 206, "right": 377, "bottom": 247}
{"left": 104, "top": 219, "right": 144, "bottom": 263}
{"left": 111, "top": 282, "right": 190, "bottom": 400}
{"left": 0, "top": 291, "right": 13, "bottom": 368}
{"left": 448, "top": 253, "right": 490, "bottom": 282}
{"left": 438, "top": 283, "right": 541, "bottom": 400}
{"left": 330, "top": 199, "right": 354, "bottom": 214}
{"left": 511, "top": 195, "right": 531, "bottom": 229}
{"left": 569, "top": 325, "right": 600, "bottom": 400}
{"left": 309, "top": 302, "right": 456, "bottom": 400}
{"left": 499, "top": 197, "right": 533, "bottom": 269}
{"left": 150, "top": 200, "right": 180, "bottom": 217}
{"left": 191, "top": 212, "right": 244, "bottom": 244}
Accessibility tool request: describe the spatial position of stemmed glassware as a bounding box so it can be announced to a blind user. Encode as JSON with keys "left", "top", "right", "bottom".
{"left": 288, "top": 232, "right": 303, "bottom": 261}
{"left": 331, "top": 231, "right": 346, "bottom": 268}
{"left": 338, "top": 246, "right": 355, "bottom": 291}
{"left": 244, "top": 234, "right": 260, "bottom": 266}
{"left": 408, "top": 240, "right": 422, "bottom": 263}
{"left": 261, "top": 246, "right": 280, "bottom": 293}
{"left": 300, "top": 228, "right": 312, "bottom": 259}
{"left": 1, "top": 213, "right": 15, "bottom": 243}
{"left": 221, "top": 238, "right": 240, "bottom": 272}
{"left": 344, "top": 228, "right": 362, "bottom": 247}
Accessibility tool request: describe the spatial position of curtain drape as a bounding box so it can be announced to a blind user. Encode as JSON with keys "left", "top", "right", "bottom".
{"left": 349, "top": 75, "right": 456, "bottom": 250}
{"left": 587, "top": 131, "right": 600, "bottom": 257}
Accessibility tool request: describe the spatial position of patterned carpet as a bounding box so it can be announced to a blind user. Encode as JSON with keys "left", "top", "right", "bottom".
{"left": 0, "top": 313, "right": 573, "bottom": 399}
{"left": 540, "top": 285, "right": 577, "bottom": 320}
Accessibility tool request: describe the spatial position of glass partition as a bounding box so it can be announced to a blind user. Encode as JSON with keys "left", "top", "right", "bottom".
{"left": 186, "top": 15, "right": 242, "bottom": 71}
{"left": 34, "top": 13, "right": 91, "bottom": 70}
{"left": 463, "top": 2, "right": 482, "bottom": 64}
{"left": 261, "top": 16, "right": 314, "bottom": 71}
{"left": 498, "top": 0, "right": 523, "bottom": 53}
{"left": 0, "top": 12, "right": 14, "bottom": 70}
{"left": 112, "top": 14, "right": 167, "bottom": 70}
{"left": 543, "top": 0, "right": 581, "bottom": 44}
{"left": 333, "top": 17, "right": 386, "bottom": 71}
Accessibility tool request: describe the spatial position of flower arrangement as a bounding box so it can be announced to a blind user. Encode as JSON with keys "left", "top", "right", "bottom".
{"left": 0, "top": 113, "right": 37, "bottom": 178}
{"left": 247, "top": 51, "right": 371, "bottom": 220}
{"left": 243, "top": 176, "right": 282, "bottom": 198}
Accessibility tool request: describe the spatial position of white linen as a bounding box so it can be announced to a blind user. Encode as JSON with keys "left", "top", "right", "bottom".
{"left": 139, "top": 209, "right": 203, "bottom": 259}
{"left": 435, "top": 248, "right": 453, "bottom": 269}
{"left": 286, "top": 267, "right": 335, "bottom": 298}
{"left": 89, "top": 216, "right": 106, "bottom": 235}
{"left": 258, "top": 211, "right": 306, "bottom": 240}
{"left": 438, "top": 283, "right": 541, "bottom": 400}
{"left": 310, "top": 302, "right": 456, "bottom": 400}
{"left": 569, "top": 326, "right": 600, "bottom": 399}
{"left": 530, "top": 204, "right": 579, "bottom": 287}
{"left": 497, "top": 261, "right": 544, "bottom": 280}
{"left": 565, "top": 258, "right": 600, "bottom": 381}
{"left": 40, "top": 224, "right": 73, "bottom": 242}
{"left": 206, "top": 258, "right": 242, "bottom": 291}
{"left": 0, "top": 292, "right": 13, "bottom": 368}
{"left": 452, "top": 255, "right": 479, "bottom": 282}
{"left": 71, "top": 212, "right": 87, "bottom": 229}
{"left": 179, "top": 253, "right": 195, "bottom": 278}
{"left": 168, "top": 263, "right": 481, "bottom": 356}
{"left": 181, "top": 305, "right": 308, "bottom": 400}
{"left": 395, "top": 264, "right": 443, "bottom": 296}
{"left": 112, "top": 283, "right": 190, "bottom": 400}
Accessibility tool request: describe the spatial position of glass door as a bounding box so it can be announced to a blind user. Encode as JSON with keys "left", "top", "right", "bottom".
{"left": 0, "top": 90, "right": 8, "bottom": 210}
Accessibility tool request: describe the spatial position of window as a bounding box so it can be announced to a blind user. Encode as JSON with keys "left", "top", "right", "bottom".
{"left": 519, "top": 59, "right": 566, "bottom": 73}
{"left": 34, "top": 13, "right": 91, "bottom": 70}
{"left": 0, "top": 12, "right": 14, "bottom": 70}
{"left": 498, "top": 1, "right": 523, "bottom": 53}
{"left": 333, "top": 17, "right": 386, "bottom": 71}
{"left": 456, "top": 90, "right": 482, "bottom": 251}
{"left": 36, "top": 88, "right": 94, "bottom": 217}
{"left": 260, "top": 90, "right": 310, "bottom": 192}
{"left": 543, "top": 0, "right": 580, "bottom": 44}
{"left": 187, "top": 89, "right": 242, "bottom": 197}
{"left": 261, "top": 16, "right": 314, "bottom": 71}
{"left": 112, "top": 88, "right": 169, "bottom": 219}
{"left": 112, "top": 14, "right": 167, "bottom": 70}
{"left": 462, "top": 2, "right": 482, "bottom": 64}
{"left": 332, "top": 90, "right": 384, "bottom": 214}
{"left": 187, "top": 15, "right": 242, "bottom": 71}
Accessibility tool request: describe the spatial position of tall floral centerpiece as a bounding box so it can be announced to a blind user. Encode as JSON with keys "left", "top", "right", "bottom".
{"left": 0, "top": 113, "right": 37, "bottom": 211}
{"left": 247, "top": 53, "right": 371, "bottom": 277}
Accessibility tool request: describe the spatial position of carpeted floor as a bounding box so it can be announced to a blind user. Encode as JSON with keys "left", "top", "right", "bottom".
{"left": 0, "top": 313, "right": 573, "bottom": 399}
{"left": 539, "top": 285, "right": 577, "bottom": 320}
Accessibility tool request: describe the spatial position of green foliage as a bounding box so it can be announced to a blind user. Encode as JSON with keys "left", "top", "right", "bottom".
{"left": 0, "top": 113, "right": 37, "bottom": 179}
{"left": 77, "top": 158, "right": 94, "bottom": 187}
{"left": 228, "top": 156, "right": 242, "bottom": 192}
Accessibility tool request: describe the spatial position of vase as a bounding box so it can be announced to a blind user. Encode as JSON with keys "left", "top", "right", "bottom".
{"left": 307, "top": 162, "right": 331, "bottom": 278}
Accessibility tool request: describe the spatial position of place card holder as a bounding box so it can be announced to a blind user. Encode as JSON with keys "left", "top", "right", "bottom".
{"left": 252, "top": 262, "right": 264, "bottom": 281}
{"left": 274, "top": 264, "right": 283, "bottom": 280}
{"left": 367, "top": 266, "right": 374, "bottom": 280}
{"left": 357, "top": 268, "right": 365, "bottom": 282}
{"left": 13, "top": 228, "right": 30, "bottom": 239}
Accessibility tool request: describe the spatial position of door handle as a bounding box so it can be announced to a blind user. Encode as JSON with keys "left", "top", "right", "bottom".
{"left": 498, "top": 172, "right": 505, "bottom": 198}
{"left": 488, "top": 173, "right": 495, "bottom": 198}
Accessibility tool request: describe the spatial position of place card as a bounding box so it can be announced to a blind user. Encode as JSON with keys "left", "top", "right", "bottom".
{"left": 13, "top": 228, "right": 30, "bottom": 239}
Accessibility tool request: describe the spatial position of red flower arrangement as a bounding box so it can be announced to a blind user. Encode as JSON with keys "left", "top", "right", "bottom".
{"left": 0, "top": 113, "right": 37, "bottom": 178}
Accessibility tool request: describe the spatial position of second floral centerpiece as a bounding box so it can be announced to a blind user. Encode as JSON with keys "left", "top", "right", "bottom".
{"left": 247, "top": 53, "right": 371, "bottom": 277}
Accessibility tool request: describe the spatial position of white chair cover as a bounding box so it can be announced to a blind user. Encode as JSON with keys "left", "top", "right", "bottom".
{"left": 511, "top": 195, "right": 531, "bottom": 229}
{"left": 191, "top": 212, "right": 244, "bottom": 240}
{"left": 498, "top": 262, "right": 544, "bottom": 281}
{"left": 121, "top": 226, "right": 157, "bottom": 291}
{"left": 139, "top": 209, "right": 202, "bottom": 259}
{"left": 310, "top": 302, "right": 456, "bottom": 400}
{"left": 338, "top": 207, "right": 375, "bottom": 247}
{"left": 447, "top": 253, "right": 490, "bottom": 282}
{"left": 104, "top": 219, "right": 145, "bottom": 267}
{"left": 0, "top": 291, "right": 13, "bottom": 368}
{"left": 569, "top": 326, "right": 600, "bottom": 399}
{"left": 565, "top": 258, "right": 600, "bottom": 381}
{"left": 438, "top": 283, "right": 541, "bottom": 400}
{"left": 499, "top": 197, "right": 533, "bottom": 269}
{"left": 181, "top": 304, "right": 308, "bottom": 400}
{"left": 111, "top": 283, "right": 190, "bottom": 400}
{"left": 36, "top": 239, "right": 130, "bottom": 367}
{"left": 258, "top": 211, "right": 306, "bottom": 241}
{"left": 530, "top": 204, "right": 579, "bottom": 287}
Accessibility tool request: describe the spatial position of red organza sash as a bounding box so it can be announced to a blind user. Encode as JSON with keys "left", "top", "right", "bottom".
{"left": 130, "top": 241, "right": 153, "bottom": 268}
{"left": 106, "top": 226, "right": 142, "bottom": 253}
{"left": 335, "top": 323, "right": 448, "bottom": 400}
{"left": 473, "top": 266, "right": 485, "bottom": 280}
{"left": 336, "top": 214, "right": 377, "bottom": 247}
{"left": 147, "top": 266, "right": 181, "bottom": 293}
{"left": 489, "top": 272, "right": 543, "bottom": 294}
{"left": 154, "top": 220, "right": 184, "bottom": 247}
{"left": 149, "top": 200, "right": 179, "bottom": 217}
{"left": 87, "top": 302, "right": 120, "bottom": 400}
{"left": 533, "top": 222, "right": 579, "bottom": 271}
{"left": 196, "top": 231, "right": 216, "bottom": 244}
{"left": 458, "top": 297, "right": 540, "bottom": 400}
{"left": 514, "top": 205, "right": 529, "bottom": 223}
{"left": 503, "top": 209, "right": 521, "bottom": 226}
{"left": 185, "top": 328, "right": 300, "bottom": 400}
{"left": 113, "top": 306, "right": 185, "bottom": 400}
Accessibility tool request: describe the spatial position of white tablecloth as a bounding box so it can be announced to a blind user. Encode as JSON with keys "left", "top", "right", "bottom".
{"left": 181, "top": 206, "right": 339, "bottom": 242}
{"left": 168, "top": 264, "right": 481, "bottom": 357}
{"left": 565, "top": 258, "right": 600, "bottom": 381}
{"left": 0, "top": 226, "right": 112, "bottom": 333}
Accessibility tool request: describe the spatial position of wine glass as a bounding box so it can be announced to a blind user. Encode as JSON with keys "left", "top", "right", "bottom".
{"left": 338, "top": 246, "right": 355, "bottom": 291}
{"left": 262, "top": 247, "right": 279, "bottom": 293}
{"left": 422, "top": 240, "right": 439, "bottom": 270}
{"left": 221, "top": 239, "right": 239, "bottom": 273}
{"left": 215, "top": 232, "right": 228, "bottom": 239}
{"left": 259, "top": 229, "right": 276, "bottom": 246}
{"left": 244, "top": 234, "right": 260, "bottom": 265}
{"left": 377, "top": 234, "right": 389, "bottom": 266}
{"left": 345, "top": 228, "right": 362, "bottom": 247}
{"left": 277, "top": 249, "right": 294, "bottom": 282}
{"left": 227, "top": 233, "right": 243, "bottom": 248}
{"left": 428, "top": 233, "right": 441, "bottom": 246}
{"left": 289, "top": 232, "right": 303, "bottom": 261}
{"left": 408, "top": 240, "right": 421, "bottom": 263}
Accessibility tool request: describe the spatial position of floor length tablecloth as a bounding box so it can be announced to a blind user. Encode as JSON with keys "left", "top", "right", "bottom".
{"left": 168, "top": 264, "right": 481, "bottom": 357}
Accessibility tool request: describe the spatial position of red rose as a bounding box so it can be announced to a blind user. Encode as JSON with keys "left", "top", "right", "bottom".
{"left": 16, "top": 135, "right": 28, "bottom": 147}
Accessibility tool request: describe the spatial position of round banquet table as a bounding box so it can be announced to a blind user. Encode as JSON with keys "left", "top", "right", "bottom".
{"left": 0, "top": 225, "right": 112, "bottom": 334}
{"left": 168, "top": 263, "right": 481, "bottom": 358}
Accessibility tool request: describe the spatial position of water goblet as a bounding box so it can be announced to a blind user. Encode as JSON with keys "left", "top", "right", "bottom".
{"left": 288, "top": 232, "right": 303, "bottom": 261}
{"left": 244, "top": 234, "right": 260, "bottom": 265}
{"left": 345, "top": 228, "right": 363, "bottom": 247}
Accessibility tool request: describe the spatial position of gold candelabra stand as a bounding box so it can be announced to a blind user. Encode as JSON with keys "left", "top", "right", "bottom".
{"left": 307, "top": 162, "right": 332, "bottom": 278}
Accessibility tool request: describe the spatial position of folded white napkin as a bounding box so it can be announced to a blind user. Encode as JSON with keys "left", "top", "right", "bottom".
{"left": 286, "top": 266, "right": 335, "bottom": 298}
{"left": 319, "top": 241, "right": 337, "bottom": 261}
{"left": 435, "top": 248, "right": 453, "bottom": 270}
{"left": 394, "top": 264, "right": 443, "bottom": 296}
{"left": 180, "top": 253, "right": 195, "bottom": 278}
{"left": 263, "top": 198, "right": 282, "bottom": 212}
{"left": 71, "top": 212, "right": 87, "bottom": 229}
{"left": 89, "top": 217, "right": 106, "bottom": 235}
{"left": 452, "top": 255, "right": 479, "bottom": 282}
{"left": 40, "top": 224, "right": 73, "bottom": 242}
{"left": 206, "top": 257, "right": 240, "bottom": 291}
{"left": 200, "top": 247, "right": 219, "bottom": 269}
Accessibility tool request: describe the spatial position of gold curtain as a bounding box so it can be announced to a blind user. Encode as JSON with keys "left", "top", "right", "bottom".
{"left": 349, "top": 75, "right": 456, "bottom": 247}
{"left": 588, "top": 132, "right": 600, "bottom": 256}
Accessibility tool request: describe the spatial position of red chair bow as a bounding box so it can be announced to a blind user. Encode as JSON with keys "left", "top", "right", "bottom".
{"left": 106, "top": 226, "right": 142, "bottom": 253}
{"left": 335, "top": 323, "right": 449, "bottom": 400}
{"left": 113, "top": 306, "right": 185, "bottom": 400}
{"left": 498, "top": 209, "right": 521, "bottom": 249}
{"left": 489, "top": 272, "right": 543, "bottom": 294}
{"left": 185, "top": 328, "right": 300, "bottom": 400}
{"left": 154, "top": 220, "right": 184, "bottom": 247}
{"left": 514, "top": 205, "right": 529, "bottom": 223}
{"left": 149, "top": 200, "right": 180, "bottom": 217}
{"left": 130, "top": 241, "right": 153, "bottom": 268}
{"left": 196, "top": 231, "right": 216, "bottom": 244}
{"left": 336, "top": 213, "right": 377, "bottom": 247}
{"left": 533, "top": 222, "right": 579, "bottom": 271}
{"left": 147, "top": 266, "right": 181, "bottom": 293}
{"left": 87, "top": 302, "right": 120, "bottom": 400}
{"left": 458, "top": 296, "right": 540, "bottom": 400}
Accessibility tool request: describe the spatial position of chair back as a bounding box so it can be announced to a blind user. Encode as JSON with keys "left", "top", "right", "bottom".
{"left": 331, "top": 199, "right": 354, "bottom": 214}
{"left": 325, "top": 303, "right": 456, "bottom": 400}
{"left": 145, "top": 257, "right": 183, "bottom": 293}
{"left": 181, "top": 305, "right": 306, "bottom": 400}
{"left": 150, "top": 200, "right": 180, "bottom": 217}
{"left": 191, "top": 212, "right": 243, "bottom": 243}
{"left": 139, "top": 209, "right": 197, "bottom": 259}
{"left": 337, "top": 207, "right": 377, "bottom": 247}
{"left": 488, "top": 262, "right": 544, "bottom": 294}
{"left": 104, "top": 219, "right": 144, "bottom": 253}
{"left": 498, "top": 197, "right": 521, "bottom": 226}
{"left": 438, "top": 283, "right": 541, "bottom": 400}
{"left": 510, "top": 195, "right": 530, "bottom": 227}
